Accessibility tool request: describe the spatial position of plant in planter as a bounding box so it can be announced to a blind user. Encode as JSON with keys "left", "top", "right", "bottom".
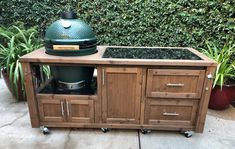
{"left": 0, "top": 23, "right": 42, "bottom": 101}
{"left": 201, "top": 41, "right": 235, "bottom": 110}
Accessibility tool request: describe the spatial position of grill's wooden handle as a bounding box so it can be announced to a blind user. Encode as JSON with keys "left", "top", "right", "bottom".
{"left": 53, "top": 45, "right": 80, "bottom": 50}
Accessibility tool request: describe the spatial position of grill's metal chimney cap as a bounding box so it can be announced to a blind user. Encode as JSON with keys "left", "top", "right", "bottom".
{"left": 61, "top": 11, "right": 77, "bottom": 19}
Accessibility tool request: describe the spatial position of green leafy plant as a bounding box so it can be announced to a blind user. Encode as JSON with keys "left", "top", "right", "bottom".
{"left": 201, "top": 41, "right": 235, "bottom": 88}
{"left": 0, "top": 0, "right": 234, "bottom": 48}
{"left": 0, "top": 24, "right": 42, "bottom": 100}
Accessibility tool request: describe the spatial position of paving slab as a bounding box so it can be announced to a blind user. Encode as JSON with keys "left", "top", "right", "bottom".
{"left": 1, "top": 78, "right": 235, "bottom": 149}
{"left": 140, "top": 111, "right": 235, "bottom": 149}
{"left": 0, "top": 79, "right": 139, "bottom": 149}
{"left": 65, "top": 129, "right": 139, "bottom": 149}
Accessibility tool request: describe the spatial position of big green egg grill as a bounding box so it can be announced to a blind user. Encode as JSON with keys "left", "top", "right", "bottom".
{"left": 44, "top": 11, "right": 96, "bottom": 90}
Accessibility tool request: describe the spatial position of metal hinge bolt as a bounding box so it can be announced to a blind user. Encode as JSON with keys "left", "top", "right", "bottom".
{"left": 207, "top": 73, "right": 213, "bottom": 80}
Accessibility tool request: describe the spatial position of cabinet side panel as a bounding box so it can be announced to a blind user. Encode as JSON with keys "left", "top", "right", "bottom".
{"left": 195, "top": 66, "right": 216, "bottom": 133}
{"left": 22, "top": 62, "right": 40, "bottom": 127}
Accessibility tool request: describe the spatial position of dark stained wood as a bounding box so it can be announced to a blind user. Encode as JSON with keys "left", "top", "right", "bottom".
{"left": 146, "top": 69, "right": 205, "bottom": 98}
{"left": 21, "top": 62, "right": 40, "bottom": 127}
{"left": 102, "top": 67, "right": 142, "bottom": 124}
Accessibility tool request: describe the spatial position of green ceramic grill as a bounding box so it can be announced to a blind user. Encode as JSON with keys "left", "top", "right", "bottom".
{"left": 44, "top": 11, "right": 97, "bottom": 56}
{"left": 44, "top": 11, "right": 96, "bottom": 90}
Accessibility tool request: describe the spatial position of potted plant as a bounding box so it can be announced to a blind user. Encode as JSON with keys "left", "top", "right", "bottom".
{"left": 0, "top": 23, "right": 42, "bottom": 101}
{"left": 201, "top": 41, "right": 235, "bottom": 110}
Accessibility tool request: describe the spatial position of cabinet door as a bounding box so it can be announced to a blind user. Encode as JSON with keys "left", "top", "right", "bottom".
{"left": 38, "top": 97, "right": 65, "bottom": 122}
{"left": 102, "top": 67, "right": 142, "bottom": 124}
{"left": 144, "top": 99, "right": 198, "bottom": 126}
{"left": 67, "top": 97, "right": 95, "bottom": 123}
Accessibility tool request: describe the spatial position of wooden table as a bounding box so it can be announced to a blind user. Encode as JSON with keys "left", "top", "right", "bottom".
{"left": 20, "top": 46, "right": 217, "bottom": 135}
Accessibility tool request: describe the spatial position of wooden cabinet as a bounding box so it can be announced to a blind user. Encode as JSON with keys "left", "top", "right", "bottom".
{"left": 146, "top": 69, "right": 205, "bottom": 98}
{"left": 37, "top": 95, "right": 95, "bottom": 123}
{"left": 101, "top": 67, "right": 142, "bottom": 124}
{"left": 21, "top": 47, "right": 216, "bottom": 133}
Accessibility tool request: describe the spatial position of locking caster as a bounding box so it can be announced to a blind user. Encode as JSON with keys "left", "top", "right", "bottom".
{"left": 40, "top": 126, "right": 50, "bottom": 135}
{"left": 140, "top": 129, "right": 151, "bottom": 134}
{"left": 101, "top": 128, "right": 109, "bottom": 133}
{"left": 183, "top": 131, "right": 194, "bottom": 138}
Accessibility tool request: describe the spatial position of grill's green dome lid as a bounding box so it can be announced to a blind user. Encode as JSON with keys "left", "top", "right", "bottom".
{"left": 44, "top": 11, "right": 97, "bottom": 56}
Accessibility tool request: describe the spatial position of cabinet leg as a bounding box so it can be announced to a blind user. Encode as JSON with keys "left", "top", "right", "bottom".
{"left": 40, "top": 126, "right": 50, "bottom": 135}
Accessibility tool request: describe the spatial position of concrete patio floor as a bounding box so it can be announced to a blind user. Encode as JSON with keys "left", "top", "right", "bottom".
{"left": 0, "top": 78, "right": 235, "bottom": 149}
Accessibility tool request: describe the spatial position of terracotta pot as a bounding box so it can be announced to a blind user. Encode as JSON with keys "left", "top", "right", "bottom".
{"left": 209, "top": 85, "right": 235, "bottom": 110}
{"left": 1, "top": 69, "right": 26, "bottom": 101}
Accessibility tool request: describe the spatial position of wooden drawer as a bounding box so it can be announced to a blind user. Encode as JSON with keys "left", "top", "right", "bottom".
{"left": 145, "top": 99, "right": 199, "bottom": 126}
{"left": 146, "top": 69, "right": 205, "bottom": 98}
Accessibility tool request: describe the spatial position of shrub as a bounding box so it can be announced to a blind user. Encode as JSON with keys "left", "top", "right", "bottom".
{"left": 1, "top": 0, "right": 234, "bottom": 48}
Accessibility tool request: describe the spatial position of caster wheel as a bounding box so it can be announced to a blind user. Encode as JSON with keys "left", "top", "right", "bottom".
{"left": 140, "top": 129, "right": 151, "bottom": 134}
{"left": 184, "top": 131, "right": 193, "bottom": 138}
{"left": 40, "top": 126, "right": 50, "bottom": 135}
{"left": 101, "top": 128, "right": 109, "bottom": 133}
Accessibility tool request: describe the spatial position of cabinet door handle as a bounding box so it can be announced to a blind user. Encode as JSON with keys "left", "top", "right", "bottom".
{"left": 167, "top": 83, "right": 184, "bottom": 87}
{"left": 61, "top": 101, "right": 64, "bottom": 116}
{"left": 102, "top": 68, "right": 105, "bottom": 85}
{"left": 163, "top": 112, "right": 179, "bottom": 116}
{"left": 66, "top": 101, "right": 70, "bottom": 116}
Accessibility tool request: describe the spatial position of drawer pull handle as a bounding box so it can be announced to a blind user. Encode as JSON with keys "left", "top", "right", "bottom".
{"left": 66, "top": 101, "right": 70, "bottom": 116}
{"left": 61, "top": 102, "right": 64, "bottom": 116}
{"left": 167, "top": 83, "right": 184, "bottom": 87}
{"left": 163, "top": 112, "right": 179, "bottom": 116}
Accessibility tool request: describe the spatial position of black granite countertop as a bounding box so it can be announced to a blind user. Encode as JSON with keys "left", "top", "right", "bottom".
{"left": 102, "top": 47, "right": 202, "bottom": 60}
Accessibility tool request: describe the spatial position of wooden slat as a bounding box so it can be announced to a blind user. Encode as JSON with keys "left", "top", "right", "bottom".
{"left": 20, "top": 46, "right": 217, "bottom": 67}
{"left": 151, "top": 69, "right": 203, "bottom": 76}
{"left": 95, "top": 67, "right": 102, "bottom": 123}
{"left": 37, "top": 94, "right": 97, "bottom": 100}
{"left": 140, "top": 68, "right": 147, "bottom": 125}
{"left": 195, "top": 66, "right": 216, "bottom": 133}
{"left": 21, "top": 62, "right": 40, "bottom": 127}
{"left": 40, "top": 122, "right": 195, "bottom": 131}
{"left": 106, "top": 67, "right": 138, "bottom": 73}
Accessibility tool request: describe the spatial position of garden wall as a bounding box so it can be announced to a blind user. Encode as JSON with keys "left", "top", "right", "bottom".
{"left": 0, "top": 0, "right": 234, "bottom": 48}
